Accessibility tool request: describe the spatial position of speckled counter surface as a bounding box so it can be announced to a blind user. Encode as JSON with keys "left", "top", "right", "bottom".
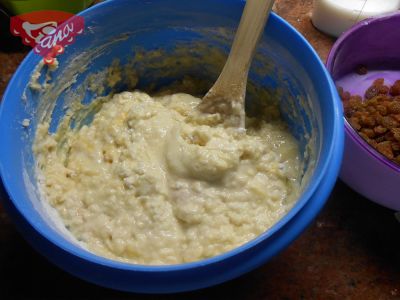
{"left": 1, "top": 1, "right": 399, "bottom": 299}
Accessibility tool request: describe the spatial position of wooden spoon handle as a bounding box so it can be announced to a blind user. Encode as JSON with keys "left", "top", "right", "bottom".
{"left": 199, "top": 0, "right": 275, "bottom": 128}
{"left": 209, "top": 0, "right": 275, "bottom": 93}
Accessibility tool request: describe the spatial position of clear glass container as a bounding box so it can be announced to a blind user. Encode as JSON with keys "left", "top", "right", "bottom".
{"left": 312, "top": 0, "right": 400, "bottom": 37}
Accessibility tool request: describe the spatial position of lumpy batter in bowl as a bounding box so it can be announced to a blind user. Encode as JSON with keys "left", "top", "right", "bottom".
{"left": 34, "top": 91, "right": 301, "bottom": 265}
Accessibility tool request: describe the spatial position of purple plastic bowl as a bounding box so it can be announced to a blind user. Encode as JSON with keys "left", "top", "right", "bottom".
{"left": 327, "top": 12, "right": 400, "bottom": 211}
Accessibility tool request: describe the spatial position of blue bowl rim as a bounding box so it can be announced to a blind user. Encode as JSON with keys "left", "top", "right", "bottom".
{"left": 0, "top": 0, "right": 343, "bottom": 273}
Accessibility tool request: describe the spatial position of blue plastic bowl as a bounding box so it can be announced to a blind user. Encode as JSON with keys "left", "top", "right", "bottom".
{"left": 0, "top": 0, "right": 343, "bottom": 293}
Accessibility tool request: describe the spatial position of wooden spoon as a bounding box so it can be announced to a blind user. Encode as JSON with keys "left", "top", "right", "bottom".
{"left": 198, "top": 0, "right": 275, "bottom": 129}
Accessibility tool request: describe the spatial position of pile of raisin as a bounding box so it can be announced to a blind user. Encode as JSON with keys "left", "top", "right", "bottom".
{"left": 339, "top": 78, "right": 400, "bottom": 165}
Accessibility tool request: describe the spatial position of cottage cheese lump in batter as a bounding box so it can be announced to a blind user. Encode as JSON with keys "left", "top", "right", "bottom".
{"left": 34, "top": 91, "right": 301, "bottom": 265}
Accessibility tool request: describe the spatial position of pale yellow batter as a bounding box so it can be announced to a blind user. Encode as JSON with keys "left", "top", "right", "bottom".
{"left": 34, "top": 91, "right": 301, "bottom": 265}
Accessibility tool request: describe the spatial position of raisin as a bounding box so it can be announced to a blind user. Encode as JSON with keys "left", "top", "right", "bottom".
{"left": 349, "top": 99, "right": 363, "bottom": 110}
{"left": 376, "top": 105, "right": 387, "bottom": 116}
{"left": 391, "top": 128, "right": 400, "bottom": 142}
{"left": 388, "top": 101, "right": 400, "bottom": 114}
{"left": 350, "top": 95, "right": 362, "bottom": 102}
{"left": 373, "top": 112, "right": 383, "bottom": 124}
{"left": 361, "top": 128, "right": 375, "bottom": 138}
{"left": 392, "top": 114, "right": 400, "bottom": 122}
{"left": 392, "top": 142, "right": 400, "bottom": 152}
{"left": 376, "top": 141, "right": 394, "bottom": 159}
{"left": 343, "top": 91, "right": 351, "bottom": 101}
{"left": 390, "top": 80, "right": 400, "bottom": 96}
{"left": 394, "top": 155, "right": 400, "bottom": 165}
{"left": 374, "top": 95, "right": 390, "bottom": 102}
{"left": 381, "top": 116, "right": 399, "bottom": 129}
{"left": 360, "top": 114, "right": 376, "bottom": 127}
{"left": 349, "top": 117, "right": 361, "bottom": 130}
{"left": 378, "top": 85, "right": 390, "bottom": 95}
{"left": 359, "top": 132, "right": 370, "bottom": 141}
{"left": 384, "top": 131, "right": 396, "bottom": 142}
{"left": 365, "top": 86, "right": 379, "bottom": 99}
{"left": 374, "top": 78, "right": 385, "bottom": 86}
{"left": 374, "top": 125, "right": 388, "bottom": 135}
{"left": 356, "top": 65, "right": 368, "bottom": 75}
{"left": 366, "top": 97, "right": 378, "bottom": 106}
{"left": 368, "top": 139, "right": 378, "bottom": 148}
{"left": 338, "top": 87, "right": 351, "bottom": 101}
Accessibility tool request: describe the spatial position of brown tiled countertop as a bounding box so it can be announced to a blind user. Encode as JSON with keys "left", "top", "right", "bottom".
{"left": 1, "top": 1, "right": 399, "bottom": 299}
